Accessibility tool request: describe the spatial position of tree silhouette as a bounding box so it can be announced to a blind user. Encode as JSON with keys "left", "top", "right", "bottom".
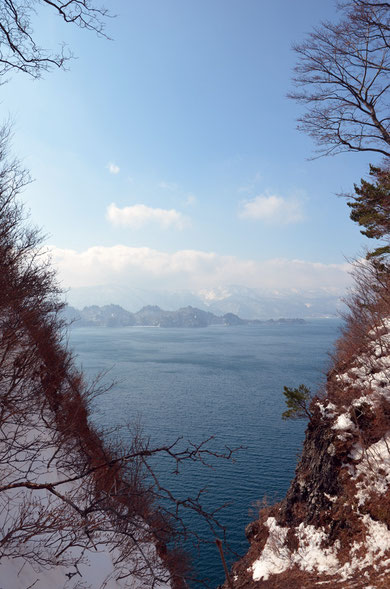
{"left": 0, "top": 0, "right": 110, "bottom": 79}
{"left": 0, "top": 124, "right": 239, "bottom": 586}
{"left": 289, "top": 1, "right": 390, "bottom": 157}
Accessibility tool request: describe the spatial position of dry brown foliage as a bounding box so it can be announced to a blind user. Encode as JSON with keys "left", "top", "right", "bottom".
{"left": 0, "top": 126, "right": 239, "bottom": 588}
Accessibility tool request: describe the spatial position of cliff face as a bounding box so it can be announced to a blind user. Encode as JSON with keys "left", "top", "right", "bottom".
{"left": 229, "top": 294, "right": 390, "bottom": 587}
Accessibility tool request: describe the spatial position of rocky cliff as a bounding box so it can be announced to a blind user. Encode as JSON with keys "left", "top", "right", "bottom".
{"left": 228, "top": 266, "right": 390, "bottom": 588}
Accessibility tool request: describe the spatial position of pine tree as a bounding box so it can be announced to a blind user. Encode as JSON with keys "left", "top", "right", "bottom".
{"left": 348, "top": 165, "right": 390, "bottom": 262}
{"left": 282, "top": 384, "right": 312, "bottom": 420}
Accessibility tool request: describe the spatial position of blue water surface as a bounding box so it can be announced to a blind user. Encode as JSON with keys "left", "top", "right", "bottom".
{"left": 69, "top": 319, "right": 341, "bottom": 586}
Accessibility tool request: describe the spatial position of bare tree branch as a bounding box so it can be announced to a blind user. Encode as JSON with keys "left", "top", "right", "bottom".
{"left": 290, "top": 1, "right": 390, "bottom": 158}
{"left": 0, "top": 0, "right": 112, "bottom": 79}
{"left": 0, "top": 124, "right": 240, "bottom": 586}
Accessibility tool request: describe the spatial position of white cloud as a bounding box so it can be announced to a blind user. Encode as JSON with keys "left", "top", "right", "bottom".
{"left": 239, "top": 193, "right": 304, "bottom": 224}
{"left": 107, "top": 163, "right": 120, "bottom": 174}
{"left": 47, "top": 244, "right": 351, "bottom": 294}
{"left": 106, "top": 203, "right": 189, "bottom": 230}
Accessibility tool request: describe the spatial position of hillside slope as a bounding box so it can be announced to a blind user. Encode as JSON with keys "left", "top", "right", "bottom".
{"left": 0, "top": 284, "right": 174, "bottom": 588}
{"left": 0, "top": 142, "right": 180, "bottom": 589}
{"left": 228, "top": 265, "right": 390, "bottom": 588}
{"left": 0, "top": 402, "right": 170, "bottom": 589}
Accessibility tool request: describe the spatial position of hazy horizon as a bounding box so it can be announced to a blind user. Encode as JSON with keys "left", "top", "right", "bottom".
{"left": 1, "top": 0, "right": 375, "bottom": 301}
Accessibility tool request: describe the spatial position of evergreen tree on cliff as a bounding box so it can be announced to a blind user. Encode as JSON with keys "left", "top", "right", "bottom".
{"left": 348, "top": 165, "right": 390, "bottom": 263}
{"left": 290, "top": 0, "right": 390, "bottom": 263}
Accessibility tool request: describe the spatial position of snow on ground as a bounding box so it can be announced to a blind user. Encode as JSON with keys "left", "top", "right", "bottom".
{"left": 251, "top": 514, "right": 390, "bottom": 584}
{"left": 334, "top": 319, "right": 390, "bottom": 399}
{"left": 347, "top": 435, "right": 390, "bottom": 505}
{"left": 250, "top": 318, "right": 390, "bottom": 585}
{"left": 0, "top": 543, "right": 165, "bottom": 589}
{"left": 251, "top": 518, "right": 340, "bottom": 582}
{"left": 0, "top": 405, "right": 171, "bottom": 589}
{"left": 337, "top": 515, "right": 390, "bottom": 581}
{"left": 251, "top": 518, "right": 289, "bottom": 581}
{"left": 328, "top": 320, "right": 390, "bottom": 505}
{"left": 294, "top": 524, "right": 340, "bottom": 575}
{"left": 317, "top": 402, "right": 337, "bottom": 419}
{"left": 332, "top": 413, "right": 356, "bottom": 431}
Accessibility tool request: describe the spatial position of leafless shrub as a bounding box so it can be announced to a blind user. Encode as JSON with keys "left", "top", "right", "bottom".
{"left": 0, "top": 125, "right": 240, "bottom": 587}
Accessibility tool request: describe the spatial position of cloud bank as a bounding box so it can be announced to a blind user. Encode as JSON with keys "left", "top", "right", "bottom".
{"left": 239, "top": 193, "right": 304, "bottom": 224}
{"left": 106, "top": 203, "right": 189, "bottom": 230}
{"left": 47, "top": 244, "right": 351, "bottom": 294}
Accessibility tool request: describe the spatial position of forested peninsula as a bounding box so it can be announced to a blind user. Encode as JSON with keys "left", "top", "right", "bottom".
{"left": 64, "top": 304, "right": 305, "bottom": 328}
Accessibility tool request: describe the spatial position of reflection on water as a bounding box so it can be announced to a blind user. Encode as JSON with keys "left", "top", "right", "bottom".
{"left": 69, "top": 319, "right": 341, "bottom": 585}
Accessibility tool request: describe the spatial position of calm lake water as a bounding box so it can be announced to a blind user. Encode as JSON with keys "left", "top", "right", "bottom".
{"left": 69, "top": 319, "right": 341, "bottom": 586}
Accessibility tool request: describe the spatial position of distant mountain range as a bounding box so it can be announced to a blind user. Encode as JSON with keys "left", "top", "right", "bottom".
{"left": 65, "top": 284, "right": 343, "bottom": 320}
{"left": 63, "top": 304, "right": 306, "bottom": 329}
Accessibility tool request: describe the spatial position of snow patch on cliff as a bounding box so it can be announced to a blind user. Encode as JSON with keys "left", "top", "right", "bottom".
{"left": 317, "top": 401, "right": 337, "bottom": 419}
{"left": 251, "top": 514, "right": 390, "bottom": 584}
{"left": 347, "top": 435, "right": 390, "bottom": 505}
{"left": 332, "top": 413, "right": 356, "bottom": 431}
{"left": 337, "top": 514, "right": 390, "bottom": 580}
{"left": 242, "top": 316, "right": 390, "bottom": 586}
{"left": 251, "top": 518, "right": 290, "bottom": 581}
{"left": 251, "top": 518, "right": 340, "bottom": 582}
{"left": 334, "top": 319, "right": 390, "bottom": 398}
{"left": 294, "top": 523, "right": 340, "bottom": 574}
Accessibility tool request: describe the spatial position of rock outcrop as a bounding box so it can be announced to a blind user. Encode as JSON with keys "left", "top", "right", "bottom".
{"left": 228, "top": 284, "right": 390, "bottom": 587}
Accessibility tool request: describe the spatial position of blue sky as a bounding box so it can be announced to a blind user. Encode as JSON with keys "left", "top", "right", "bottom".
{"left": 0, "top": 0, "right": 379, "bottom": 298}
